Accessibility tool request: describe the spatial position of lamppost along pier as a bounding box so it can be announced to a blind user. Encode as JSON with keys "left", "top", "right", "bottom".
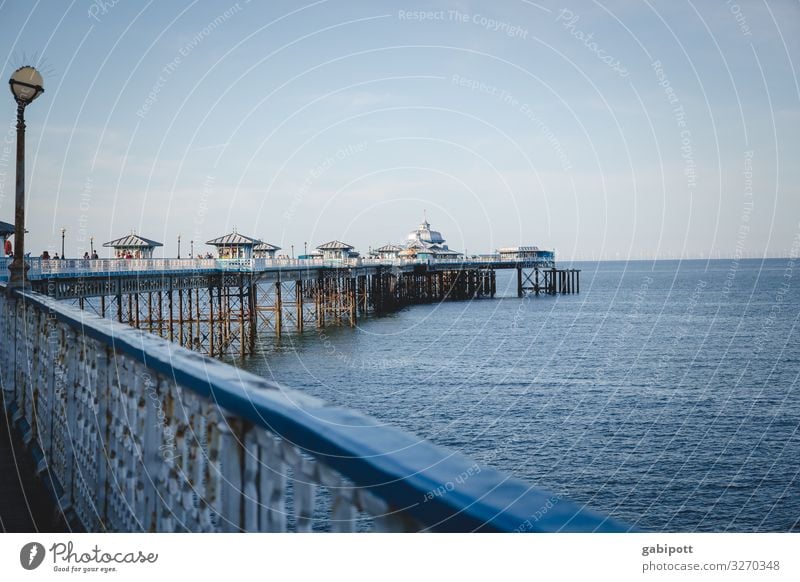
{"left": 7, "top": 66, "right": 44, "bottom": 287}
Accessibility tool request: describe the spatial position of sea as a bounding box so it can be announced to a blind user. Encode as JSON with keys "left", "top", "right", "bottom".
{"left": 235, "top": 258, "right": 800, "bottom": 532}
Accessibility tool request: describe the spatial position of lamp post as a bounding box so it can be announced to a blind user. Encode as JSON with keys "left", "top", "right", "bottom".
{"left": 304, "top": 241, "right": 307, "bottom": 256}
{"left": 190, "top": 240, "right": 194, "bottom": 258}
{"left": 90, "top": 236, "right": 94, "bottom": 256}
{"left": 7, "top": 66, "right": 44, "bottom": 287}
{"left": 291, "top": 244, "right": 294, "bottom": 259}
{"left": 61, "top": 227, "right": 65, "bottom": 259}
{"left": 177, "top": 234, "right": 181, "bottom": 259}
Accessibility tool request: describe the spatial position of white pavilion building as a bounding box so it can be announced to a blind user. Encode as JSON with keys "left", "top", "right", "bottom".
{"left": 103, "top": 234, "right": 163, "bottom": 259}
{"left": 401, "top": 218, "right": 462, "bottom": 260}
{"left": 316, "top": 240, "right": 358, "bottom": 261}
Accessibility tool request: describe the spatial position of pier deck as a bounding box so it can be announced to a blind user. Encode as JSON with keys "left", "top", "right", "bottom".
{"left": 1, "top": 256, "right": 579, "bottom": 359}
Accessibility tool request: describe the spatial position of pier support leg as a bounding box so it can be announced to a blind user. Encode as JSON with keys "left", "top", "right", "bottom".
{"left": 134, "top": 293, "right": 140, "bottom": 329}
{"left": 275, "top": 281, "right": 282, "bottom": 338}
{"left": 187, "top": 287, "right": 193, "bottom": 346}
{"left": 168, "top": 289, "right": 174, "bottom": 342}
{"left": 178, "top": 289, "right": 184, "bottom": 346}
{"left": 195, "top": 287, "right": 202, "bottom": 352}
{"left": 296, "top": 280, "right": 304, "bottom": 333}
{"left": 249, "top": 280, "right": 257, "bottom": 352}
{"left": 147, "top": 292, "right": 153, "bottom": 333}
{"left": 157, "top": 291, "right": 164, "bottom": 337}
{"left": 349, "top": 277, "right": 357, "bottom": 327}
{"left": 239, "top": 283, "right": 246, "bottom": 357}
{"left": 315, "top": 278, "right": 323, "bottom": 328}
{"left": 218, "top": 283, "right": 225, "bottom": 353}
{"left": 209, "top": 287, "right": 215, "bottom": 357}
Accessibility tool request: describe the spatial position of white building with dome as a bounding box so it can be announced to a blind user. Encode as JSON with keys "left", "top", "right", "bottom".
{"left": 400, "top": 217, "right": 462, "bottom": 260}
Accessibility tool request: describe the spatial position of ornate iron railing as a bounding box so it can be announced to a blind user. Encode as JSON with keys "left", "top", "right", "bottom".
{"left": 1, "top": 255, "right": 556, "bottom": 282}
{"left": 0, "top": 284, "right": 626, "bottom": 532}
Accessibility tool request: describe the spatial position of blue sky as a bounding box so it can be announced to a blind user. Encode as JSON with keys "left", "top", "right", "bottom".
{"left": 1, "top": 0, "right": 798, "bottom": 259}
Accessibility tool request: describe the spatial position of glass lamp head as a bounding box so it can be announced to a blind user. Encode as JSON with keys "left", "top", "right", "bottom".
{"left": 9, "top": 66, "right": 44, "bottom": 104}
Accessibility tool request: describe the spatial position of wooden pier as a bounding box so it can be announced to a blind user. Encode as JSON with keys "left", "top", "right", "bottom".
{"left": 23, "top": 259, "right": 579, "bottom": 358}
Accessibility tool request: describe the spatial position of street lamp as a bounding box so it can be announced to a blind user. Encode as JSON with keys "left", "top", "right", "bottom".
{"left": 177, "top": 234, "right": 181, "bottom": 259}
{"left": 7, "top": 66, "right": 44, "bottom": 287}
{"left": 190, "top": 239, "right": 194, "bottom": 258}
{"left": 291, "top": 244, "right": 294, "bottom": 259}
{"left": 304, "top": 241, "right": 307, "bottom": 256}
{"left": 61, "top": 227, "right": 65, "bottom": 259}
{"left": 90, "top": 236, "right": 94, "bottom": 256}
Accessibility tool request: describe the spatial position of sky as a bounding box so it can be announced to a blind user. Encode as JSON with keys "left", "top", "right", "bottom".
{"left": 0, "top": 0, "right": 798, "bottom": 260}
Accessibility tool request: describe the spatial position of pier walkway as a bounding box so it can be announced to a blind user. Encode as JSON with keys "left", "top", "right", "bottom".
{"left": 0, "top": 255, "right": 566, "bottom": 278}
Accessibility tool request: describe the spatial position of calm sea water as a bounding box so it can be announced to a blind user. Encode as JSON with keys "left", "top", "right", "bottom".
{"left": 236, "top": 258, "right": 800, "bottom": 532}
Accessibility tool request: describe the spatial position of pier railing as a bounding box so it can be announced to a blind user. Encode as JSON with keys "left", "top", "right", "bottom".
{"left": 1, "top": 255, "right": 556, "bottom": 281}
{"left": 0, "top": 283, "right": 623, "bottom": 532}
{"left": 0, "top": 257, "right": 220, "bottom": 279}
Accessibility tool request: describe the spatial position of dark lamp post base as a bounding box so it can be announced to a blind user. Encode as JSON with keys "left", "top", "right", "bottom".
{"left": 7, "top": 260, "right": 30, "bottom": 290}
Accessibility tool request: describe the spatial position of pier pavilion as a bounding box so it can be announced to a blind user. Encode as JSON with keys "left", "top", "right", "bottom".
{"left": 402, "top": 241, "right": 462, "bottom": 260}
{"left": 103, "top": 233, "right": 163, "bottom": 258}
{"left": 369, "top": 216, "right": 465, "bottom": 262}
{"left": 253, "top": 241, "right": 281, "bottom": 259}
{"left": 398, "top": 246, "right": 420, "bottom": 260}
{"left": 207, "top": 231, "right": 261, "bottom": 259}
{"left": 403, "top": 217, "right": 462, "bottom": 259}
{"left": 498, "top": 246, "right": 555, "bottom": 263}
{"left": 317, "top": 240, "right": 357, "bottom": 261}
{"left": 373, "top": 243, "right": 403, "bottom": 260}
